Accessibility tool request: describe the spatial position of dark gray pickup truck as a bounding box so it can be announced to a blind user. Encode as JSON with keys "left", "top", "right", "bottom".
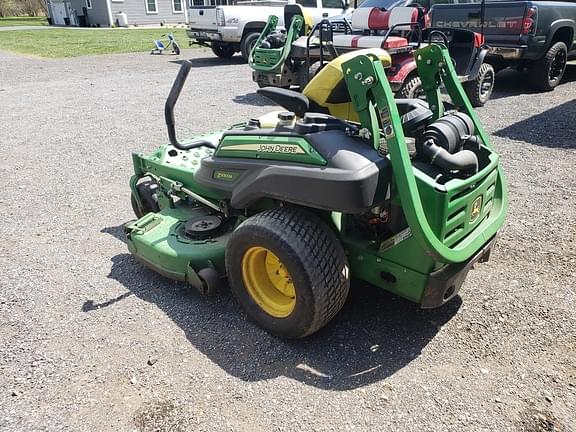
{"left": 430, "top": 0, "right": 576, "bottom": 91}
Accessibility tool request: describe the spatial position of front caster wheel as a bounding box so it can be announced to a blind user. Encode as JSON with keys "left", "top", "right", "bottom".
{"left": 197, "top": 267, "right": 222, "bottom": 297}
{"left": 130, "top": 180, "right": 160, "bottom": 218}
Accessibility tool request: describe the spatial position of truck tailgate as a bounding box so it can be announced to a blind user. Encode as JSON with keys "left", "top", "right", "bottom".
{"left": 188, "top": 6, "right": 218, "bottom": 31}
{"left": 430, "top": 2, "right": 529, "bottom": 46}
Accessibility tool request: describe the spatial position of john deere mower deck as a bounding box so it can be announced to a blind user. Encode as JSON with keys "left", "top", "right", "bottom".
{"left": 125, "top": 44, "right": 507, "bottom": 338}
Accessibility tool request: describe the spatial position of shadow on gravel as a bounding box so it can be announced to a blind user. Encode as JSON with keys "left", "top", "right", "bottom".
{"left": 90, "top": 242, "right": 460, "bottom": 391}
{"left": 171, "top": 56, "right": 246, "bottom": 68}
{"left": 494, "top": 98, "right": 576, "bottom": 148}
{"left": 490, "top": 65, "right": 576, "bottom": 101}
{"left": 101, "top": 225, "right": 127, "bottom": 243}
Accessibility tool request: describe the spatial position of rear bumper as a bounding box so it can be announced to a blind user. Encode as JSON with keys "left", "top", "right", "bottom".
{"left": 187, "top": 29, "right": 222, "bottom": 43}
{"left": 420, "top": 234, "right": 498, "bottom": 308}
{"left": 488, "top": 45, "right": 526, "bottom": 60}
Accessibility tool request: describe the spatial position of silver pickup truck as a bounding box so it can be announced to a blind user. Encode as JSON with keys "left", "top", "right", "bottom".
{"left": 186, "top": 0, "right": 349, "bottom": 60}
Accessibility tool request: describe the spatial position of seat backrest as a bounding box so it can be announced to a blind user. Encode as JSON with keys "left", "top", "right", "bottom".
{"left": 284, "top": 4, "right": 311, "bottom": 36}
{"left": 447, "top": 29, "right": 476, "bottom": 75}
{"left": 351, "top": 6, "right": 418, "bottom": 31}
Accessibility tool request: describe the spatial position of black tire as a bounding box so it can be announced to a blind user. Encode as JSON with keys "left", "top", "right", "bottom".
{"left": 130, "top": 181, "right": 160, "bottom": 218}
{"left": 173, "top": 44, "right": 181, "bottom": 56}
{"left": 530, "top": 41, "right": 568, "bottom": 92}
{"left": 211, "top": 42, "right": 235, "bottom": 59}
{"left": 226, "top": 207, "right": 350, "bottom": 339}
{"left": 299, "top": 61, "right": 322, "bottom": 90}
{"left": 197, "top": 267, "right": 222, "bottom": 297}
{"left": 240, "top": 32, "right": 261, "bottom": 61}
{"left": 398, "top": 75, "right": 424, "bottom": 99}
{"left": 463, "top": 63, "right": 495, "bottom": 107}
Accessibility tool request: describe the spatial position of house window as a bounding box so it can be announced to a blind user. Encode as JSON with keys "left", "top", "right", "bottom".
{"left": 172, "top": 0, "right": 183, "bottom": 12}
{"left": 146, "top": 0, "right": 158, "bottom": 13}
{"left": 86, "top": 0, "right": 92, "bottom": 8}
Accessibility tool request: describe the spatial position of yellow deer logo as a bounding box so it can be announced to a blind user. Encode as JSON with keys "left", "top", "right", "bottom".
{"left": 470, "top": 196, "right": 483, "bottom": 223}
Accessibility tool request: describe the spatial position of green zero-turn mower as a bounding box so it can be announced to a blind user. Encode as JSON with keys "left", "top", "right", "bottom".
{"left": 248, "top": 4, "right": 312, "bottom": 89}
{"left": 126, "top": 44, "right": 507, "bottom": 339}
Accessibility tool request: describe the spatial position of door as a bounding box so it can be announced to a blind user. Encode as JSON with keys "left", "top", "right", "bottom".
{"left": 52, "top": 2, "right": 68, "bottom": 25}
{"left": 66, "top": 2, "right": 79, "bottom": 26}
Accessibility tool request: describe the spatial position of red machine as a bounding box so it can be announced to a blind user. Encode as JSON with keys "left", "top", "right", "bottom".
{"left": 309, "top": 6, "right": 495, "bottom": 106}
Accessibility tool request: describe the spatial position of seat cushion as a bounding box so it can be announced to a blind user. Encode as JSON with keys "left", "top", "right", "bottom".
{"left": 333, "top": 34, "right": 408, "bottom": 49}
{"left": 351, "top": 6, "right": 418, "bottom": 31}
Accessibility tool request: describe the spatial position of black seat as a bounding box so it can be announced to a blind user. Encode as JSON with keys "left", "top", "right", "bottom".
{"left": 257, "top": 87, "right": 432, "bottom": 135}
{"left": 284, "top": 4, "right": 307, "bottom": 37}
{"left": 257, "top": 87, "right": 311, "bottom": 117}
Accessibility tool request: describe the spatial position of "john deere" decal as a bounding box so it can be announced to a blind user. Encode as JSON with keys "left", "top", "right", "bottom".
{"left": 223, "top": 143, "right": 305, "bottom": 154}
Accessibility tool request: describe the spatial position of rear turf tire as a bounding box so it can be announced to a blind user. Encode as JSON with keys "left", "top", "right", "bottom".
{"left": 299, "top": 61, "right": 321, "bottom": 90}
{"left": 530, "top": 41, "right": 568, "bottom": 92}
{"left": 226, "top": 207, "right": 350, "bottom": 339}
{"left": 463, "top": 63, "right": 495, "bottom": 107}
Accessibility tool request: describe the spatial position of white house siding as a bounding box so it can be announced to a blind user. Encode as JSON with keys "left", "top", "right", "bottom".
{"left": 71, "top": 0, "right": 111, "bottom": 26}
{"left": 85, "top": 0, "right": 112, "bottom": 26}
{"left": 47, "top": 0, "right": 111, "bottom": 26}
{"left": 110, "top": 0, "right": 187, "bottom": 25}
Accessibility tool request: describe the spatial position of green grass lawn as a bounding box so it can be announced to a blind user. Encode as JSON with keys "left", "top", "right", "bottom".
{"left": 0, "top": 16, "right": 49, "bottom": 26}
{"left": 0, "top": 27, "right": 191, "bottom": 58}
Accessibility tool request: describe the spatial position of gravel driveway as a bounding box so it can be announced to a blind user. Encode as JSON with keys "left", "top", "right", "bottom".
{"left": 0, "top": 48, "right": 575, "bottom": 432}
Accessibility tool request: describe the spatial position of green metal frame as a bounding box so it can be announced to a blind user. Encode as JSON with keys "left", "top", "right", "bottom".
{"left": 342, "top": 45, "right": 508, "bottom": 264}
{"left": 249, "top": 14, "right": 304, "bottom": 73}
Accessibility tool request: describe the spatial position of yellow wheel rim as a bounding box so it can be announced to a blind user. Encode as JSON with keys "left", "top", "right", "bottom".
{"left": 241, "top": 246, "right": 296, "bottom": 318}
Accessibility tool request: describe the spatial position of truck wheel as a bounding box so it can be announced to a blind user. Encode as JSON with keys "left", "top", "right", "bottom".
{"left": 130, "top": 181, "right": 160, "bottom": 218}
{"left": 399, "top": 75, "right": 425, "bottom": 99}
{"left": 463, "top": 63, "right": 495, "bottom": 107}
{"left": 530, "top": 41, "right": 568, "bottom": 92}
{"left": 226, "top": 207, "right": 350, "bottom": 339}
{"left": 240, "top": 32, "right": 260, "bottom": 61}
{"left": 211, "top": 42, "right": 235, "bottom": 59}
